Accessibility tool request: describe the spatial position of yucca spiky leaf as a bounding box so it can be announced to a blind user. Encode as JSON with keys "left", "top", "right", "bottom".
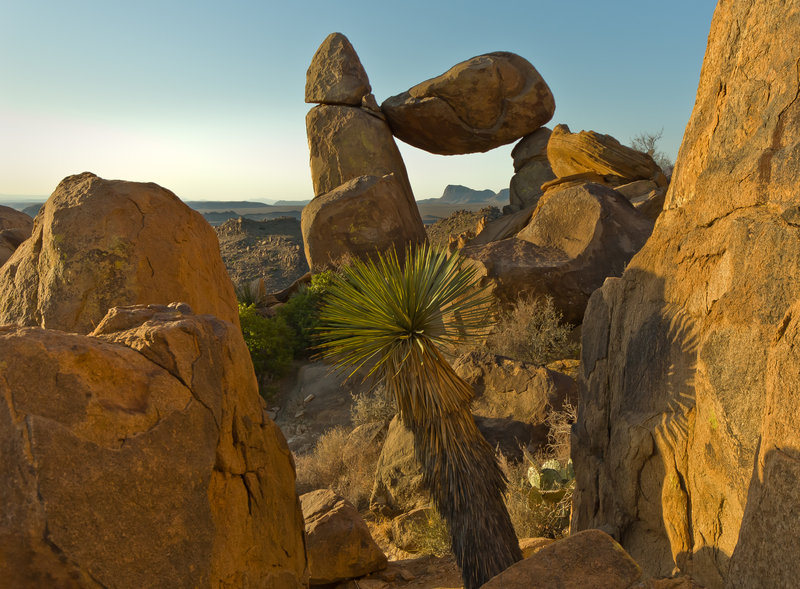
{"left": 316, "top": 244, "right": 521, "bottom": 589}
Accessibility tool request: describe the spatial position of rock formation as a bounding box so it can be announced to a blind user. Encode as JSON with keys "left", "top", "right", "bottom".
{"left": 382, "top": 52, "right": 554, "bottom": 155}
{"left": 571, "top": 2, "right": 800, "bottom": 586}
{"left": 0, "top": 205, "right": 33, "bottom": 267}
{"left": 507, "top": 127, "right": 555, "bottom": 213}
{"left": 0, "top": 304, "right": 307, "bottom": 587}
{"left": 461, "top": 182, "right": 653, "bottom": 324}
{"left": 0, "top": 172, "right": 238, "bottom": 333}
{"left": 300, "top": 489, "right": 387, "bottom": 585}
{"left": 547, "top": 124, "right": 667, "bottom": 188}
{"left": 303, "top": 34, "right": 426, "bottom": 271}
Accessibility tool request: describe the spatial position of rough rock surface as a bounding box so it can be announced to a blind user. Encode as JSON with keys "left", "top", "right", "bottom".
{"left": 0, "top": 205, "right": 33, "bottom": 267}
{"left": 571, "top": 3, "right": 800, "bottom": 587}
{"left": 481, "top": 529, "right": 642, "bottom": 588}
{"left": 453, "top": 350, "right": 576, "bottom": 423}
{"left": 305, "top": 32, "right": 371, "bottom": 105}
{"left": 382, "top": 52, "right": 554, "bottom": 155}
{"left": 0, "top": 173, "right": 238, "bottom": 333}
{"left": 301, "top": 174, "right": 426, "bottom": 271}
{"left": 0, "top": 304, "right": 307, "bottom": 588}
{"left": 306, "top": 104, "right": 414, "bottom": 199}
{"left": 301, "top": 489, "right": 387, "bottom": 584}
{"left": 508, "top": 127, "right": 555, "bottom": 212}
{"left": 461, "top": 183, "right": 653, "bottom": 324}
{"left": 547, "top": 124, "right": 666, "bottom": 187}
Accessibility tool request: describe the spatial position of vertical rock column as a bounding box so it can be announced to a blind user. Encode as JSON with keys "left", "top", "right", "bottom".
{"left": 301, "top": 33, "right": 426, "bottom": 271}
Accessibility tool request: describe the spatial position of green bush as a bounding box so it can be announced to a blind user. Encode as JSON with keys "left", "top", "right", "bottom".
{"left": 238, "top": 303, "right": 294, "bottom": 378}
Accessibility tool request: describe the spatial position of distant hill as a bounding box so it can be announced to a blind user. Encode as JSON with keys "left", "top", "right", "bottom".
{"left": 272, "top": 199, "right": 311, "bottom": 206}
{"left": 418, "top": 184, "right": 509, "bottom": 206}
{"left": 184, "top": 200, "right": 271, "bottom": 211}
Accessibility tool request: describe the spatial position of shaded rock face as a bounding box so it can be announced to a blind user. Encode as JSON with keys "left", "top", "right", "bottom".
{"left": 382, "top": 52, "right": 554, "bottom": 155}
{"left": 302, "top": 173, "right": 426, "bottom": 271}
{"left": 0, "top": 173, "right": 238, "bottom": 333}
{"left": 572, "top": 3, "right": 800, "bottom": 587}
{"left": 300, "top": 489, "right": 387, "bottom": 584}
{"left": 0, "top": 205, "right": 33, "bottom": 267}
{"left": 0, "top": 305, "right": 307, "bottom": 588}
{"left": 304, "top": 34, "right": 426, "bottom": 270}
{"left": 305, "top": 32, "right": 371, "bottom": 105}
{"left": 462, "top": 183, "right": 653, "bottom": 324}
{"left": 547, "top": 124, "right": 666, "bottom": 187}
{"left": 481, "top": 529, "right": 642, "bottom": 588}
{"left": 508, "top": 127, "right": 555, "bottom": 213}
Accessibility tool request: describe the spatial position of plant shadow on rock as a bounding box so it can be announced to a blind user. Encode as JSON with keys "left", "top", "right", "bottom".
{"left": 573, "top": 269, "right": 705, "bottom": 579}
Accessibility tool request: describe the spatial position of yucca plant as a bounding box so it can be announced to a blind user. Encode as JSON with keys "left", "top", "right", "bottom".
{"left": 317, "top": 244, "right": 522, "bottom": 589}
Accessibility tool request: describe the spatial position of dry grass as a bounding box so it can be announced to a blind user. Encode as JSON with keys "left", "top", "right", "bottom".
{"left": 350, "top": 384, "right": 396, "bottom": 427}
{"left": 486, "top": 296, "right": 578, "bottom": 365}
{"left": 294, "top": 425, "right": 382, "bottom": 510}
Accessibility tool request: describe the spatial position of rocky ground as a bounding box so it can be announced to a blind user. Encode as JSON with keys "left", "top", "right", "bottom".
{"left": 215, "top": 215, "right": 308, "bottom": 291}
{"left": 425, "top": 206, "right": 502, "bottom": 250}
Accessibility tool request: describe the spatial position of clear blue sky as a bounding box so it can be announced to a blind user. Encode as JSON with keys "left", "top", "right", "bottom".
{"left": 1, "top": 0, "right": 716, "bottom": 202}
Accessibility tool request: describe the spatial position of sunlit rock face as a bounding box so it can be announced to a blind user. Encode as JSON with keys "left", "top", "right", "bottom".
{"left": 571, "top": 2, "right": 800, "bottom": 587}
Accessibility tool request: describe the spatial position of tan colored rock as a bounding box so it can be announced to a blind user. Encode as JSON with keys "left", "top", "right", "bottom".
{"left": 518, "top": 537, "right": 554, "bottom": 558}
{"left": 614, "top": 179, "right": 659, "bottom": 200}
{"left": 382, "top": 52, "right": 554, "bottom": 155}
{"left": 0, "top": 173, "right": 238, "bottom": 333}
{"left": 0, "top": 205, "right": 33, "bottom": 267}
{"left": 306, "top": 104, "right": 414, "bottom": 198}
{"left": 453, "top": 350, "right": 575, "bottom": 424}
{"left": 305, "top": 32, "right": 371, "bottom": 105}
{"left": 630, "top": 188, "right": 667, "bottom": 222}
{"left": 512, "top": 127, "right": 552, "bottom": 172}
{"left": 301, "top": 489, "right": 387, "bottom": 584}
{"left": 481, "top": 529, "right": 642, "bottom": 588}
{"left": 468, "top": 204, "right": 536, "bottom": 247}
{"left": 508, "top": 160, "right": 556, "bottom": 212}
{"left": 462, "top": 183, "right": 653, "bottom": 324}
{"left": 540, "top": 171, "right": 610, "bottom": 193}
{"left": 0, "top": 305, "right": 307, "bottom": 588}
{"left": 572, "top": 3, "right": 800, "bottom": 586}
{"left": 301, "top": 173, "right": 426, "bottom": 271}
{"left": 548, "top": 124, "right": 667, "bottom": 186}
{"left": 390, "top": 507, "right": 438, "bottom": 552}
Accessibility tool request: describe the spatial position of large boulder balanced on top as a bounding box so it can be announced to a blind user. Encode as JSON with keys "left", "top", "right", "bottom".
{"left": 381, "top": 52, "right": 555, "bottom": 155}
{"left": 507, "top": 127, "right": 556, "bottom": 213}
{"left": 300, "top": 489, "right": 387, "bottom": 585}
{"left": 0, "top": 304, "right": 307, "bottom": 588}
{"left": 0, "top": 205, "right": 33, "bottom": 267}
{"left": 571, "top": 2, "right": 800, "bottom": 586}
{"left": 304, "top": 34, "right": 426, "bottom": 271}
{"left": 547, "top": 124, "right": 667, "bottom": 188}
{"left": 461, "top": 182, "right": 653, "bottom": 324}
{"left": 0, "top": 172, "right": 238, "bottom": 333}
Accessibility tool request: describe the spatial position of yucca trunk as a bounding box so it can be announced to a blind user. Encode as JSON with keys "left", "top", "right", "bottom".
{"left": 387, "top": 346, "right": 522, "bottom": 589}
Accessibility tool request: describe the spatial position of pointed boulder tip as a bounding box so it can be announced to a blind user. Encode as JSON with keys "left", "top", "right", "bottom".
{"left": 305, "top": 32, "right": 372, "bottom": 106}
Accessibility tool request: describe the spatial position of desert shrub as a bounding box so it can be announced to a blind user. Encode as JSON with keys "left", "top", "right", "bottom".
{"left": 499, "top": 452, "right": 573, "bottom": 539}
{"left": 350, "top": 384, "right": 396, "bottom": 427}
{"left": 234, "top": 278, "right": 266, "bottom": 306}
{"left": 547, "top": 402, "right": 576, "bottom": 464}
{"left": 401, "top": 510, "right": 451, "bottom": 557}
{"left": 238, "top": 303, "right": 294, "bottom": 378}
{"left": 486, "top": 296, "right": 576, "bottom": 365}
{"left": 275, "top": 271, "right": 332, "bottom": 355}
{"left": 295, "top": 425, "right": 382, "bottom": 510}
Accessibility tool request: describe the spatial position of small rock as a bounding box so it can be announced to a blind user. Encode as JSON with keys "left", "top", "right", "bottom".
{"left": 294, "top": 410, "right": 306, "bottom": 419}
{"left": 303, "top": 393, "right": 316, "bottom": 404}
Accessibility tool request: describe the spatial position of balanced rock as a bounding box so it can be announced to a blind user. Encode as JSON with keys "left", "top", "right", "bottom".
{"left": 461, "top": 182, "right": 653, "bottom": 324}
{"left": 301, "top": 173, "right": 426, "bottom": 271}
{"left": 508, "top": 128, "right": 556, "bottom": 212}
{"left": 300, "top": 489, "right": 387, "bottom": 585}
{"left": 0, "top": 205, "right": 33, "bottom": 267}
{"left": 305, "top": 32, "right": 371, "bottom": 106}
{"left": 0, "top": 172, "right": 238, "bottom": 333}
{"left": 547, "top": 124, "right": 667, "bottom": 187}
{"left": 382, "top": 52, "right": 554, "bottom": 155}
{"left": 481, "top": 529, "right": 642, "bottom": 588}
{"left": 0, "top": 305, "right": 307, "bottom": 588}
{"left": 572, "top": 2, "right": 800, "bottom": 586}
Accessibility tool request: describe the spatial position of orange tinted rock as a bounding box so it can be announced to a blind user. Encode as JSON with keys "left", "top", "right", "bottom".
{"left": 305, "top": 32, "right": 371, "bottom": 105}
{"left": 0, "top": 305, "right": 307, "bottom": 587}
{"left": 301, "top": 489, "right": 387, "bottom": 584}
{"left": 0, "top": 173, "right": 238, "bottom": 333}
{"left": 382, "top": 52, "right": 554, "bottom": 155}
{"left": 0, "top": 205, "right": 33, "bottom": 267}
{"left": 481, "top": 529, "right": 642, "bottom": 588}
{"left": 572, "top": 3, "right": 800, "bottom": 586}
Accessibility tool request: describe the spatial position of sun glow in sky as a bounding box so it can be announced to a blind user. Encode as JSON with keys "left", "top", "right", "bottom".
{"left": 1, "top": 0, "right": 716, "bottom": 202}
